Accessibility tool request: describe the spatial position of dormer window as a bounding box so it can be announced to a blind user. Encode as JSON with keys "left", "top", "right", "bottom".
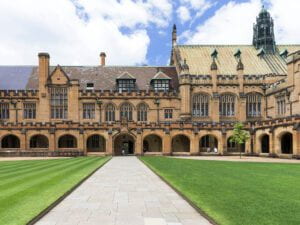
{"left": 86, "top": 83, "right": 94, "bottom": 90}
{"left": 116, "top": 72, "right": 136, "bottom": 92}
{"left": 151, "top": 70, "right": 171, "bottom": 92}
{"left": 152, "top": 80, "right": 170, "bottom": 91}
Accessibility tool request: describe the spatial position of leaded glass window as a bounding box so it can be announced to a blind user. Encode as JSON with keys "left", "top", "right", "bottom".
{"left": 219, "top": 94, "right": 235, "bottom": 116}
{"left": 117, "top": 79, "right": 135, "bottom": 92}
{"left": 277, "top": 95, "right": 286, "bottom": 115}
{"left": 83, "top": 103, "right": 95, "bottom": 119}
{"left": 105, "top": 104, "right": 115, "bottom": 122}
{"left": 0, "top": 103, "right": 9, "bottom": 119}
{"left": 23, "top": 103, "right": 36, "bottom": 119}
{"left": 120, "top": 103, "right": 133, "bottom": 121}
{"left": 246, "top": 93, "right": 262, "bottom": 117}
{"left": 50, "top": 88, "right": 68, "bottom": 119}
{"left": 164, "top": 109, "right": 173, "bottom": 119}
{"left": 137, "top": 103, "right": 148, "bottom": 122}
{"left": 192, "top": 94, "right": 209, "bottom": 117}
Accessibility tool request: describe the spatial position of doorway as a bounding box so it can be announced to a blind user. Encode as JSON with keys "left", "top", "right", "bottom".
{"left": 114, "top": 134, "right": 135, "bottom": 155}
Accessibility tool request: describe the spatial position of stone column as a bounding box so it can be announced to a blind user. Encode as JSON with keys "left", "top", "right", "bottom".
{"left": 190, "top": 133, "right": 199, "bottom": 156}
{"left": 221, "top": 129, "right": 227, "bottom": 155}
{"left": 211, "top": 93, "right": 220, "bottom": 122}
{"left": 163, "top": 132, "right": 171, "bottom": 156}
{"left": 135, "top": 133, "right": 142, "bottom": 156}
{"left": 107, "top": 132, "right": 113, "bottom": 155}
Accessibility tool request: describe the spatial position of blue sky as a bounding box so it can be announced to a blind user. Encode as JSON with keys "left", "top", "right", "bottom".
{"left": 0, "top": 0, "right": 299, "bottom": 66}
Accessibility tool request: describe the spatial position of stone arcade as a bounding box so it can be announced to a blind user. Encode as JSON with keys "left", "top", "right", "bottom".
{"left": 0, "top": 8, "right": 300, "bottom": 158}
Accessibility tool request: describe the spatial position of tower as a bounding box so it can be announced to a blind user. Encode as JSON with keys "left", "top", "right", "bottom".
{"left": 252, "top": 6, "right": 276, "bottom": 53}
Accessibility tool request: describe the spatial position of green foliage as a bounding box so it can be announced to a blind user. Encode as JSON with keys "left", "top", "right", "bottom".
{"left": 229, "top": 122, "right": 250, "bottom": 145}
{"left": 141, "top": 157, "right": 300, "bottom": 225}
{"left": 0, "top": 157, "right": 109, "bottom": 225}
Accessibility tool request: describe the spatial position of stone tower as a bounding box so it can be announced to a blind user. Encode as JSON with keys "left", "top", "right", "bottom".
{"left": 252, "top": 6, "right": 276, "bottom": 53}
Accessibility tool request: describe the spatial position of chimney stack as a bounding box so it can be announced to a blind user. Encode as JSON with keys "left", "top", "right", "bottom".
{"left": 38, "top": 52, "right": 50, "bottom": 92}
{"left": 100, "top": 52, "right": 106, "bottom": 66}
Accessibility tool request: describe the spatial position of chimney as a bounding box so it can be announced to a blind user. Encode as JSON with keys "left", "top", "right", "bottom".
{"left": 100, "top": 52, "right": 106, "bottom": 66}
{"left": 38, "top": 52, "right": 50, "bottom": 92}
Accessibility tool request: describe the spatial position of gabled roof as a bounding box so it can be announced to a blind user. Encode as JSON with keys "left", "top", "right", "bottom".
{"left": 151, "top": 71, "right": 171, "bottom": 80}
{"left": 116, "top": 71, "right": 136, "bottom": 80}
{"left": 174, "top": 45, "right": 300, "bottom": 75}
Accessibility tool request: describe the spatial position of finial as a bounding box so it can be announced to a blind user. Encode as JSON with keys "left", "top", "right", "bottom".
{"left": 210, "top": 58, "right": 218, "bottom": 71}
{"left": 237, "top": 58, "right": 244, "bottom": 71}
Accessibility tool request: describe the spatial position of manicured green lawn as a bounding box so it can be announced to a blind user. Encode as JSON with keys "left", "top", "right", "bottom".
{"left": 141, "top": 157, "right": 300, "bottom": 225}
{"left": 0, "top": 157, "right": 110, "bottom": 225}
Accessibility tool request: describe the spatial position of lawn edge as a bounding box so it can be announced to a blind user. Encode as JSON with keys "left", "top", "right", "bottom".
{"left": 139, "top": 156, "right": 219, "bottom": 225}
{"left": 26, "top": 156, "right": 111, "bottom": 225}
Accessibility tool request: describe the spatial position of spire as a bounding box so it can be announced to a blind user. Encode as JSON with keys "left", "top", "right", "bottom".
{"left": 172, "top": 24, "right": 177, "bottom": 47}
{"left": 253, "top": 6, "right": 276, "bottom": 53}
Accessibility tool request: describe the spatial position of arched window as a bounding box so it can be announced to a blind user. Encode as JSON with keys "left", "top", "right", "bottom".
{"left": 219, "top": 94, "right": 235, "bottom": 116}
{"left": 137, "top": 103, "right": 148, "bottom": 122}
{"left": 1, "top": 135, "right": 20, "bottom": 148}
{"left": 246, "top": 93, "right": 262, "bottom": 117}
{"left": 192, "top": 94, "right": 209, "bottom": 117}
{"left": 105, "top": 104, "right": 115, "bottom": 122}
{"left": 30, "top": 135, "right": 49, "bottom": 148}
{"left": 120, "top": 103, "right": 133, "bottom": 121}
{"left": 58, "top": 135, "right": 77, "bottom": 148}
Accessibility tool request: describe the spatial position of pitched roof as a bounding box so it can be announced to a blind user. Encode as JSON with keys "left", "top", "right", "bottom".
{"left": 116, "top": 71, "right": 136, "bottom": 80}
{"left": 175, "top": 45, "right": 300, "bottom": 75}
{"left": 25, "top": 66, "right": 178, "bottom": 90}
{"left": 152, "top": 71, "right": 171, "bottom": 80}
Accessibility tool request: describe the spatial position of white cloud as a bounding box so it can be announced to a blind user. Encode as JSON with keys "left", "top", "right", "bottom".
{"left": 0, "top": 0, "right": 172, "bottom": 65}
{"left": 182, "top": 0, "right": 300, "bottom": 45}
{"left": 177, "top": 6, "right": 191, "bottom": 23}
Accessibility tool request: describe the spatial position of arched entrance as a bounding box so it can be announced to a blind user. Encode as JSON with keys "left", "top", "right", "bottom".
{"left": 58, "top": 135, "right": 77, "bottom": 148}
{"left": 172, "top": 135, "right": 190, "bottom": 152}
{"left": 30, "top": 135, "right": 49, "bottom": 148}
{"left": 87, "top": 135, "right": 106, "bottom": 152}
{"left": 281, "top": 132, "right": 293, "bottom": 154}
{"left": 114, "top": 134, "right": 135, "bottom": 155}
{"left": 261, "top": 134, "right": 269, "bottom": 153}
{"left": 1, "top": 135, "right": 20, "bottom": 148}
{"left": 200, "top": 135, "right": 218, "bottom": 153}
{"left": 143, "top": 134, "right": 162, "bottom": 152}
{"left": 227, "top": 136, "right": 245, "bottom": 153}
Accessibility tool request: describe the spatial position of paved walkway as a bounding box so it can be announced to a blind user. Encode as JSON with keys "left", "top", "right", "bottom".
{"left": 36, "top": 157, "right": 211, "bottom": 225}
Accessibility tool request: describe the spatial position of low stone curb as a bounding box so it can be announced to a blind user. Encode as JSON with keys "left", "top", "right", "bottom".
{"left": 27, "top": 156, "right": 112, "bottom": 225}
{"left": 139, "top": 157, "right": 218, "bottom": 225}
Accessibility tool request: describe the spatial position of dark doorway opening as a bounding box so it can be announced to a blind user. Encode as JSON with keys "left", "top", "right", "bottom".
{"left": 87, "top": 135, "right": 106, "bottom": 152}
{"left": 114, "top": 134, "right": 135, "bottom": 155}
{"left": 281, "top": 133, "right": 293, "bottom": 154}
{"left": 1, "top": 135, "right": 20, "bottom": 148}
{"left": 261, "top": 134, "right": 269, "bottom": 153}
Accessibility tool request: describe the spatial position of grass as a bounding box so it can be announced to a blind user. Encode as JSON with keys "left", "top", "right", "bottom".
{"left": 0, "top": 156, "right": 110, "bottom": 225}
{"left": 141, "top": 157, "right": 300, "bottom": 225}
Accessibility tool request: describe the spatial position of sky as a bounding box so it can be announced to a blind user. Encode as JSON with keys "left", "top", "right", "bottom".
{"left": 0, "top": 0, "right": 299, "bottom": 66}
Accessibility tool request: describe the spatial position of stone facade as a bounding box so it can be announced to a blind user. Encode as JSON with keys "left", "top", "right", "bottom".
{"left": 0, "top": 8, "right": 300, "bottom": 158}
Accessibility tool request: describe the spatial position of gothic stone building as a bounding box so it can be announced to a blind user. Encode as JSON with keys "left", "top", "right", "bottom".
{"left": 1, "top": 8, "right": 300, "bottom": 158}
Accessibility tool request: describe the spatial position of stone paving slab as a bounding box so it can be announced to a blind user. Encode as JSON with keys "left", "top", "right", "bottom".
{"left": 35, "top": 157, "right": 211, "bottom": 225}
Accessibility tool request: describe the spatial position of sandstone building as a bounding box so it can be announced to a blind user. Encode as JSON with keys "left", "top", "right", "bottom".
{"left": 0, "top": 8, "right": 300, "bottom": 158}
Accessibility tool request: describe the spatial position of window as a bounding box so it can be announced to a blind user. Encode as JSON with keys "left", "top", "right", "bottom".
{"left": 86, "top": 83, "right": 94, "bottom": 90}
{"left": 117, "top": 79, "right": 135, "bottom": 92}
{"left": 219, "top": 94, "right": 235, "bottom": 116}
{"left": 277, "top": 95, "right": 286, "bottom": 115}
{"left": 83, "top": 103, "right": 95, "bottom": 119}
{"left": 105, "top": 104, "right": 115, "bottom": 122}
{"left": 246, "top": 93, "right": 262, "bottom": 117}
{"left": 0, "top": 103, "right": 9, "bottom": 119}
{"left": 120, "top": 103, "right": 133, "bottom": 121}
{"left": 164, "top": 109, "right": 173, "bottom": 119}
{"left": 192, "top": 94, "right": 209, "bottom": 117}
{"left": 23, "top": 103, "right": 36, "bottom": 119}
{"left": 50, "top": 87, "right": 68, "bottom": 119}
{"left": 137, "top": 103, "right": 148, "bottom": 122}
{"left": 152, "top": 80, "right": 169, "bottom": 91}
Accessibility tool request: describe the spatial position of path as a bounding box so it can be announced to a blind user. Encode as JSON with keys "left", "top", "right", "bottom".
{"left": 36, "top": 157, "right": 211, "bottom": 225}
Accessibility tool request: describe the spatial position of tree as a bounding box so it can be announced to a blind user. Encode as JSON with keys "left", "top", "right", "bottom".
{"left": 229, "top": 122, "right": 250, "bottom": 158}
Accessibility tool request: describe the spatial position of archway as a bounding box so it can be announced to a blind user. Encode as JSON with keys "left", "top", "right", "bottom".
{"left": 227, "top": 136, "right": 245, "bottom": 153}
{"left": 172, "top": 135, "right": 190, "bottom": 152}
{"left": 87, "top": 135, "right": 106, "bottom": 152}
{"left": 1, "top": 135, "right": 20, "bottom": 148}
{"left": 281, "top": 132, "right": 293, "bottom": 154}
{"left": 114, "top": 133, "right": 135, "bottom": 155}
{"left": 261, "top": 134, "right": 269, "bottom": 153}
{"left": 58, "top": 135, "right": 77, "bottom": 148}
{"left": 30, "top": 135, "right": 49, "bottom": 148}
{"left": 200, "top": 135, "right": 218, "bottom": 153}
{"left": 143, "top": 134, "right": 162, "bottom": 152}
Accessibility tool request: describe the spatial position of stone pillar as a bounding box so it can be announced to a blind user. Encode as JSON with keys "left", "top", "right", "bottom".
{"left": 68, "top": 80, "right": 80, "bottom": 122}
{"left": 269, "top": 129, "right": 276, "bottom": 156}
{"left": 293, "top": 129, "right": 300, "bottom": 156}
{"left": 221, "top": 129, "right": 227, "bottom": 155}
{"left": 135, "top": 133, "right": 142, "bottom": 156}
{"left": 163, "top": 133, "right": 171, "bottom": 155}
{"left": 190, "top": 134, "right": 199, "bottom": 156}
{"left": 239, "top": 94, "right": 247, "bottom": 121}
{"left": 78, "top": 132, "right": 84, "bottom": 153}
{"left": 211, "top": 93, "right": 220, "bottom": 122}
{"left": 107, "top": 133, "right": 113, "bottom": 155}
{"left": 49, "top": 130, "right": 55, "bottom": 152}
{"left": 20, "top": 131, "right": 26, "bottom": 151}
